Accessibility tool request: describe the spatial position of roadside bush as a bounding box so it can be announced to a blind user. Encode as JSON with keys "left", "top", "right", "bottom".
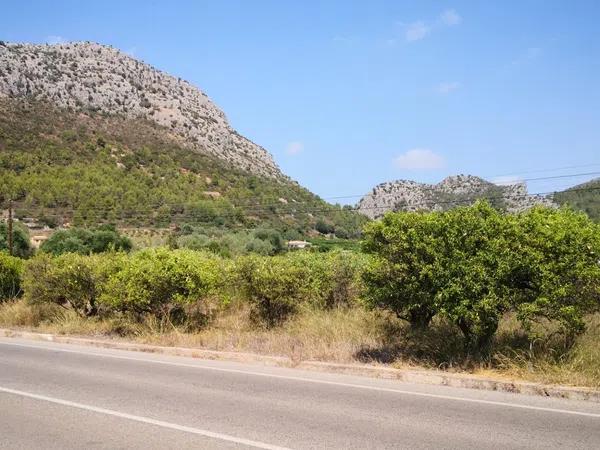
{"left": 23, "top": 252, "right": 123, "bottom": 316}
{"left": 100, "top": 248, "right": 225, "bottom": 321}
{"left": 433, "top": 203, "right": 520, "bottom": 353}
{"left": 234, "top": 251, "right": 365, "bottom": 326}
{"left": 362, "top": 201, "right": 600, "bottom": 354}
{"left": 0, "top": 252, "right": 23, "bottom": 300}
{"left": 514, "top": 207, "right": 600, "bottom": 337}
{"left": 321, "top": 251, "right": 368, "bottom": 308}
{"left": 234, "top": 253, "right": 316, "bottom": 326}
{"left": 362, "top": 210, "right": 444, "bottom": 330}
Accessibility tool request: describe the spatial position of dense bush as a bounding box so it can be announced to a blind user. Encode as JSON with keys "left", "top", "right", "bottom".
{"left": 514, "top": 207, "right": 600, "bottom": 336}
{"left": 362, "top": 210, "right": 443, "bottom": 330}
{"left": 0, "top": 252, "right": 23, "bottom": 300}
{"left": 100, "top": 248, "right": 225, "bottom": 318}
{"left": 433, "top": 203, "right": 521, "bottom": 352}
{"left": 363, "top": 202, "right": 600, "bottom": 353}
{"left": 175, "top": 227, "right": 286, "bottom": 257}
{"left": 23, "top": 252, "right": 123, "bottom": 316}
{"left": 40, "top": 225, "right": 132, "bottom": 255}
{"left": 322, "top": 251, "right": 368, "bottom": 308}
{"left": 0, "top": 222, "right": 31, "bottom": 258}
{"left": 234, "top": 251, "right": 366, "bottom": 326}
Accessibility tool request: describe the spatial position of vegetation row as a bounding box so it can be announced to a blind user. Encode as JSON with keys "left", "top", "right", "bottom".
{"left": 1, "top": 202, "right": 599, "bottom": 356}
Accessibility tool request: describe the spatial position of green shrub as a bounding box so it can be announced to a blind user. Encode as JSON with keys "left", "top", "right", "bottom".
{"left": 41, "top": 225, "right": 132, "bottom": 256}
{"left": 433, "top": 203, "right": 521, "bottom": 353}
{"left": 321, "top": 250, "right": 368, "bottom": 308}
{"left": 0, "top": 222, "right": 31, "bottom": 258}
{"left": 362, "top": 201, "right": 600, "bottom": 354}
{"left": 234, "top": 251, "right": 365, "bottom": 326}
{"left": 362, "top": 210, "right": 444, "bottom": 330}
{"left": 0, "top": 252, "right": 23, "bottom": 300}
{"left": 513, "top": 207, "right": 600, "bottom": 337}
{"left": 23, "top": 252, "right": 123, "bottom": 316}
{"left": 100, "top": 248, "right": 224, "bottom": 318}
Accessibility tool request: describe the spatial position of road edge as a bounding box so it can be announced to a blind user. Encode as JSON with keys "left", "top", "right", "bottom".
{"left": 1, "top": 327, "right": 598, "bottom": 403}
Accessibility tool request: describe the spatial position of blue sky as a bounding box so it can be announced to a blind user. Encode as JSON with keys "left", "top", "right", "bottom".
{"left": 2, "top": 1, "right": 599, "bottom": 201}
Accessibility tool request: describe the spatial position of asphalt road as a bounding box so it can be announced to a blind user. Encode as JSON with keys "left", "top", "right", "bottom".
{"left": 0, "top": 337, "right": 599, "bottom": 449}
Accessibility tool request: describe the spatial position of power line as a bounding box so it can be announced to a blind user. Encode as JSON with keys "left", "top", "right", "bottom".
{"left": 6, "top": 170, "right": 598, "bottom": 216}
{"left": 487, "top": 162, "right": 600, "bottom": 178}
{"left": 325, "top": 171, "right": 600, "bottom": 202}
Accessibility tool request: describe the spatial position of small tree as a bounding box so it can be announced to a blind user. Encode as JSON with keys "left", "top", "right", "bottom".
{"left": 0, "top": 222, "right": 32, "bottom": 258}
{"left": 41, "top": 225, "right": 132, "bottom": 256}
{"left": 362, "top": 202, "right": 521, "bottom": 353}
{"left": 433, "top": 202, "right": 519, "bottom": 353}
{"left": 513, "top": 207, "right": 600, "bottom": 338}
{"left": 362, "top": 210, "right": 443, "bottom": 329}
{"left": 315, "top": 219, "right": 334, "bottom": 235}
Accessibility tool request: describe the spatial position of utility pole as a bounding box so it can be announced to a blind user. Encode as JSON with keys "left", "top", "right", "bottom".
{"left": 7, "top": 199, "right": 13, "bottom": 256}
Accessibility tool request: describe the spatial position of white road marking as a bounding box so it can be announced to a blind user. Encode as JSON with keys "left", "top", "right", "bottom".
{"left": 0, "top": 385, "right": 290, "bottom": 450}
{"left": 1, "top": 340, "right": 599, "bottom": 418}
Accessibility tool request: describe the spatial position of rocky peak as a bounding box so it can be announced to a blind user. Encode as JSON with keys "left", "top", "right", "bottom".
{"left": 357, "top": 175, "right": 555, "bottom": 219}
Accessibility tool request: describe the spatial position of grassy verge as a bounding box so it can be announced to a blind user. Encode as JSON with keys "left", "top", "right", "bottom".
{"left": 1, "top": 299, "right": 598, "bottom": 388}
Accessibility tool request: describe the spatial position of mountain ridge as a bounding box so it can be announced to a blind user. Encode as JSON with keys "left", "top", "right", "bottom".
{"left": 357, "top": 174, "right": 555, "bottom": 219}
{"left": 0, "top": 41, "right": 282, "bottom": 178}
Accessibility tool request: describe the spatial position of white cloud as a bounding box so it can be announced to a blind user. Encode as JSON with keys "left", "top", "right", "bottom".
{"left": 285, "top": 141, "right": 304, "bottom": 156}
{"left": 394, "top": 149, "right": 446, "bottom": 170}
{"left": 46, "top": 35, "right": 66, "bottom": 45}
{"left": 437, "top": 81, "right": 461, "bottom": 94}
{"left": 440, "top": 9, "right": 462, "bottom": 26}
{"left": 405, "top": 21, "right": 431, "bottom": 42}
{"left": 492, "top": 175, "right": 525, "bottom": 186}
{"left": 402, "top": 9, "right": 461, "bottom": 43}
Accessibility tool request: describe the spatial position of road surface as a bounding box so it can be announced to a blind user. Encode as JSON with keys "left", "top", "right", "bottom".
{"left": 0, "top": 336, "right": 599, "bottom": 449}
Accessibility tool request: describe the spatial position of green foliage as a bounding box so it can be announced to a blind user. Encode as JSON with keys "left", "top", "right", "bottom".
{"left": 315, "top": 219, "right": 335, "bottom": 235}
{"left": 100, "top": 248, "right": 225, "bottom": 317}
{"left": 234, "top": 253, "right": 317, "bottom": 326}
{"left": 0, "top": 98, "right": 367, "bottom": 235}
{"left": 554, "top": 179, "right": 600, "bottom": 222}
{"left": 0, "top": 252, "right": 23, "bottom": 300}
{"left": 362, "top": 210, "right": 444, "bottom": 330}
{"left": 40, "top": 225, "right": 132, "bottom": 255}
{"left": 513, "top": 207, "right": 600, "bottom": 336}
{"left": 234, "top": 251, "right": 366, "bottom": 326}
{"left": 362, "top": 201, "right": 600, "bottom": 353}
{"left": 308, "top": 237, "right": 361, "bottom": 252}
{"left": 0, "top": 222, "right": 31, "bottom": 258}
{"left": 175, "top": 226, "right": 285, "bottom": 257}
{"left": 433, "top": 203, "right": 520, "bottom": 352}
{"left": 23, "top": 252, "right": 123, "bottom": 316}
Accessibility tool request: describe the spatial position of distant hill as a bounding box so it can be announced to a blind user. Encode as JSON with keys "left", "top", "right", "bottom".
{"left": 554, "top": 178, "right": 600, "bottom": 222}
{"left": 357, "top": 175, "right": 555, "bottom": 219}
{"left": 0, "top": 42, "right": 366, "bottom": 236}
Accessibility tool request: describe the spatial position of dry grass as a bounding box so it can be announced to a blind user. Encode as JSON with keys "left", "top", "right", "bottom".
{"left": 1, "top": 299, "right": 599, "bottom": 388}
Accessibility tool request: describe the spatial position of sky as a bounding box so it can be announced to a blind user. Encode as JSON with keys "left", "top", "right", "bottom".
{"left": 2, "top": 1, "right": 599, "bottom": 202}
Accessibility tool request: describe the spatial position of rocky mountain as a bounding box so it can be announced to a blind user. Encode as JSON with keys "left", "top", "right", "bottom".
{"left": 357, "top": 175, "right": 555, "bottom": 219}
{"left": 0, "top": 41, "right": 366, "bottom": 236}
{"left": 0, "top": 41, "right": 281, "bottom": 178}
